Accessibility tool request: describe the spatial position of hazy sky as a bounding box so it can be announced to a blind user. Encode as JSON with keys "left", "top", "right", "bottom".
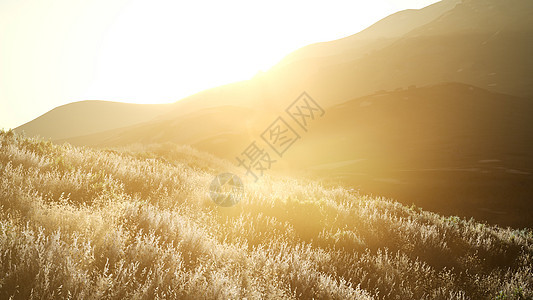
{"left": 0, "top": 0, "right": 440, "bottom": 130}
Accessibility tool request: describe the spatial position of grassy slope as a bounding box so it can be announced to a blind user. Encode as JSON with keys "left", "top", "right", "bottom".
{"left": 0, "top": 131, "right": 531, "bottom": 299}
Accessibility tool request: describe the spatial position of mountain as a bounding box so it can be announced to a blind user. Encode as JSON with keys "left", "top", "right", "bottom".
{"left": 18, "top": 0, "right": 533, "bottom": 141}
{"left": 296, "top": 0, "right": 533, "bottom": 105}
{"left": 276, "top": 0, "right": 462, "bottom": 68}
{"left": 15, "top": 101, "right": 171, "bottom": 140}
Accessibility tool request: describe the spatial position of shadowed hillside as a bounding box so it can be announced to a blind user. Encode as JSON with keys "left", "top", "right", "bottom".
{"left": 291, "top": 83, "right": 533, "bottom": 228}
{"left": 1, "top": 131, "right": 532, "bottom": 299}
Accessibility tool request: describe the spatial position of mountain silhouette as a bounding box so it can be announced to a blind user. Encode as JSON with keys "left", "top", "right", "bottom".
{"left": 16, "top": 101, "right": 170, "bottom": 140}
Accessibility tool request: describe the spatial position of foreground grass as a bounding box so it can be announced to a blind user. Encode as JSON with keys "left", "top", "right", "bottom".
{"left": 0, "top": 131, "right": 531, "bottom": 299}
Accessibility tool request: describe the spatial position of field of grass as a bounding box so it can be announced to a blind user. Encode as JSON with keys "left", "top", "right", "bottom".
{"left": 0, "top": 130, "right": 531, "bottom": 299}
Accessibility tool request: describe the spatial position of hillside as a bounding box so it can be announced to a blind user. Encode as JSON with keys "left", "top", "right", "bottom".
{"left": 57, "top": 83, "right": 533, "bottom": 228}
{"left": 15, "top": 101, "right": 171, "bottom": 140}
{"left": 62, "top": 105, "right": 270, "bottom": 153}
{"left": 1, "top": 131, "right": 532, "bottom": 299}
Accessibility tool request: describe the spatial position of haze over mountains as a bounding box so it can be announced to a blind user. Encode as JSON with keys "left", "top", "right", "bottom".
{"left": 15, "top": 0, "right": 533, "bottom": 227}
{"left": 16, "top": 101, "right": 171, "bottom": 141}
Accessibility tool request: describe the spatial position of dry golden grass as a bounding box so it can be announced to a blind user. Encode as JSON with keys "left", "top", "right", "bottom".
{"left": 0, "top": 130, "right": 531, "bottom": 299}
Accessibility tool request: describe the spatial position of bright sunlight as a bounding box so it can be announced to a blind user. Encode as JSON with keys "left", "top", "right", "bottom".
{"left": 0, "top": 0, "right": 438, "bottom": 130}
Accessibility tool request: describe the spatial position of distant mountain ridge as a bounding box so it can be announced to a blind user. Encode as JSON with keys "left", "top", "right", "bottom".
{"left": 17, "top": 0, "right": 533, "bottom": 142}
{"left": 275, "top": 0, "right": 462, "bottom": 68}
{"left": 16, "top": 101, "right": 171, "bottom": 140}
